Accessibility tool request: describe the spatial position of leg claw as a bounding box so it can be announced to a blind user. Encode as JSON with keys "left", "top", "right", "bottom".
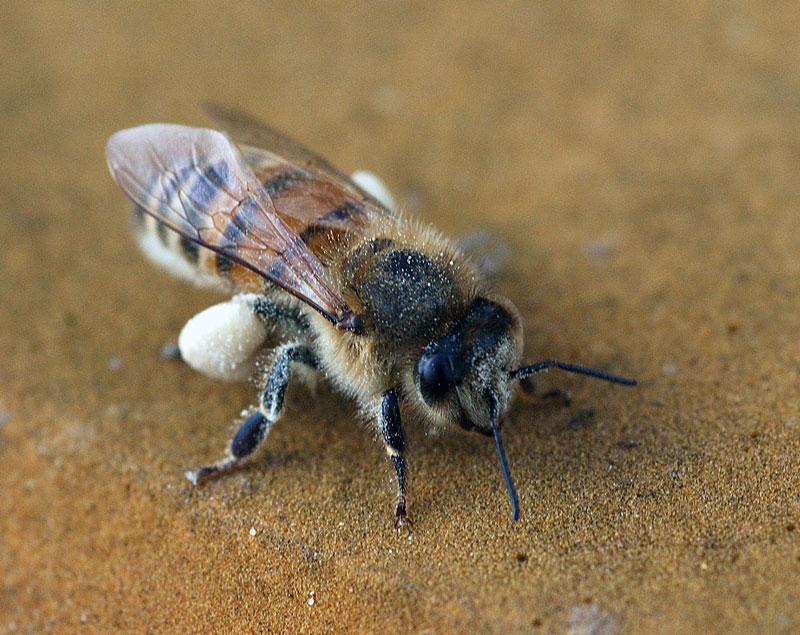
{"left": 185, "top": 460, "right": 238, "bottom": 485}
{"left": 393, "top": 502, "right": 412, "bottom": 530}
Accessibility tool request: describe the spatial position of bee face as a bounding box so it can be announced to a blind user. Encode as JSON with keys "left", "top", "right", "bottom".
{"left": 414, "top": 297, "right": 523, "bottom": 435}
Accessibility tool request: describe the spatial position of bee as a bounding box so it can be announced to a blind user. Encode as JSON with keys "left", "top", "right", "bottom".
{"left": 106, "top": 105, "right": 636, "bottom": 527}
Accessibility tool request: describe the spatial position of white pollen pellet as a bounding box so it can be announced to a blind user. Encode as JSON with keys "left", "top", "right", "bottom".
{"left": 178, "top": 294, "right": 269, "bottom": 381}
{"left": 350, "top": 170, "right": 397, "bottom": 211}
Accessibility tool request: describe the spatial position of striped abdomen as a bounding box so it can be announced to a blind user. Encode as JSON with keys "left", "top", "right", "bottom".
{"left": 130, "top": 204, "right": 264, "bottom": 292}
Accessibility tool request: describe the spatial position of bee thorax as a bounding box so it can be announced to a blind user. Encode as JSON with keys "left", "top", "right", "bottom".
{"left": 347, "top": 246, "right": 466, "bottom": 344}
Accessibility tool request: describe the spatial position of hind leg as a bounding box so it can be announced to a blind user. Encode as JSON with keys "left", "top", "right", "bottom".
{"left": 177, "top": 293, "right": 309, "bottom": 382}
{"left": 186, "top": 342, "right": 318, "bottom": 484}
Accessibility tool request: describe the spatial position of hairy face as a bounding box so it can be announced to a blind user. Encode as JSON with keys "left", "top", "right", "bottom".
{"left": 414, "top": 297, "right": 523, "bottom": 433}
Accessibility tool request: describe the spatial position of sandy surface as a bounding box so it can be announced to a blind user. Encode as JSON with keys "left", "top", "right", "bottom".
{"left": 3, "top": 2, "right": 800, "bottom": 632}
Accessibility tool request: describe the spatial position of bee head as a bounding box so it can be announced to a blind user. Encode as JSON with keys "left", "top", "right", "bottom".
{"left": 414, "top": 296, "right": 637, "bottom": 521}
{"left": 415, "top": 297, "right": 521, "bottom": 430}
{"left": 414, "top": 296, "right": 524, "bottom": 518}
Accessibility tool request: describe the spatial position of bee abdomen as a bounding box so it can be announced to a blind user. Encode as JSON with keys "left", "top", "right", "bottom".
{"left": 130, "top": 206, "right": 261, "bottom": 292}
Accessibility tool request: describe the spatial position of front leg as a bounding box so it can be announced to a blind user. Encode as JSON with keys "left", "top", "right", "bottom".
{"left": 379, "top": 388, "right": 410, "bottom": 528}
{"left": 186, "top": 342, "right": 318, "bottom": 484}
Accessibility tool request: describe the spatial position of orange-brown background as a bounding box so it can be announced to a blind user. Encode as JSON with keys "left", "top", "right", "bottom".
{"left": 2, "top": 2, "right": 799, "bottom": 632}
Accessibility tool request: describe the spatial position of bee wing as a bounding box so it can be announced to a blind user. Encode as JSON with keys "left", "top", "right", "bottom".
{"left": 204, "top": 103, "right": 354, "bottom": 184}
{"left": 204, "top": 103, "right": 397, "bottom": 231}
{"left": 106, "top": 124, "right": 357, "bottom": 328}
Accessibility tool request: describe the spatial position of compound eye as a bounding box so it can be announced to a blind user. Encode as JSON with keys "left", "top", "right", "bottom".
{"left": 417, "top": 341, "right": 465, "bottom": 405}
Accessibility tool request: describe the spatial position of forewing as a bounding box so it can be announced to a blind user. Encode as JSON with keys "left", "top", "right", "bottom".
{"left": 204, "top": 103, "right": 353, "bottom": 183}
{"left": 106, "top": 124, "right": 355, "bottom": 327}
{"left": 205, "top": 104, "right": 396, "bottom": 232}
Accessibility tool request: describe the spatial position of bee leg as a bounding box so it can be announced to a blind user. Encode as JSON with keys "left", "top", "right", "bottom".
{"left": 379, "top": 388, "right": 410, "bottom": 528}
{"left": 185, "top": 343, "right": 318, "bottom": 484}
{"left": 519, "top": 376, "right": 572, "bottom": 406}
{"left": 251, "top": 295, "right": 309, "bottom": 336}
{"left": 540, "top": 388, "right": 572, "bottom": 406}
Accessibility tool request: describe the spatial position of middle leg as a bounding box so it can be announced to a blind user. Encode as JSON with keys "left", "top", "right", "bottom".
{"left": 379, "top": 388, "right": 410, "bottom": 528}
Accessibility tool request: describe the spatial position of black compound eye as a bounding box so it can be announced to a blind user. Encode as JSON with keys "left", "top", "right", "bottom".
{"left": 417, "top": 336, "right": 465, "bottom": 404}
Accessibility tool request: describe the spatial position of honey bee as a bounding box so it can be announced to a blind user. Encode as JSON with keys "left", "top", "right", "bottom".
{"left": 106, "top": 105, "right": 635, "bottom": 527}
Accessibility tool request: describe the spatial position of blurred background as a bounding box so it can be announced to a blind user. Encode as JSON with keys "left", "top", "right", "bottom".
{"left": 2, "top": 2, "right": 800, "bottom": 632}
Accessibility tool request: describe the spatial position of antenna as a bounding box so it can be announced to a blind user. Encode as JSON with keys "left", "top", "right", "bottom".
{"left": 491, "top": 420, "right": 520, "bottom": 521}
{"left": 487, "top": 393, "right": 520, "bottom": 521}
{"left": 509, "top": 359, "right": 636, "bottom": 386}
